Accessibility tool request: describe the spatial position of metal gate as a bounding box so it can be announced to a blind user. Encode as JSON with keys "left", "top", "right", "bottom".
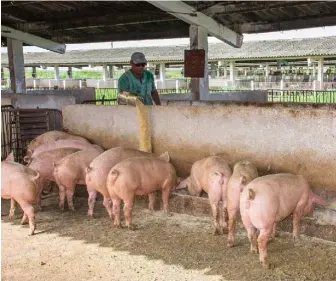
{"left": 1, "top": 107, "right": 63, "bottom": 163}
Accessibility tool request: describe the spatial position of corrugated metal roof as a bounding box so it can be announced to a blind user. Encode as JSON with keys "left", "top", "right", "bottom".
{"left": 1, "top": 36, "right": 336, "bottom": 66}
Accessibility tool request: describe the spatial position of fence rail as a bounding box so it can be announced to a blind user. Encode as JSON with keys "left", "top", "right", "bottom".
{"left": 95, "top": 88, "right": 336, "bottom": 104}
{"left": 267, "top": 90, "right": 336, "bottom": 103}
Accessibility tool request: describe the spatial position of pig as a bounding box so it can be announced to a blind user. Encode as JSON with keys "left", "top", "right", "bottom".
{"left": 85, "top": 147, "right": 165, "bottom": 218}
{"left": 227, "top": 160, "right": 258, "bottom": 247}
{"left": 106, "top": 154, "right": 177, "bottom": 229}
{"left": 26, "top": 130, "right": 90, "bottom": 159}
{"left": 176, "top": 156, "right": 232, "bottom": 234}
{"left": 1, "top": 161, "right": 40, "bottom": 235}
{"left": 53, "top": 148, "right": 104, "bottom": 211}
{"left": 28, "top": 147, "right": 81, "bottom": 210}
{"left": 240, "top": 173, "right": 326, "bottom": 268}
{"left": 24, "top": 139, "right": 103, "bottom": 164}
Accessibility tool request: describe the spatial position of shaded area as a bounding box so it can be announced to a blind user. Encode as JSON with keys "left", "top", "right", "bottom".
{"left": 2, "top": 197, "right": 336, "bottom": 281}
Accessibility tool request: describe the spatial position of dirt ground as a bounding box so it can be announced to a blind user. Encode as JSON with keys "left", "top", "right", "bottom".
{"left": 2, "top": 196, "right": 336, "bottom": 281}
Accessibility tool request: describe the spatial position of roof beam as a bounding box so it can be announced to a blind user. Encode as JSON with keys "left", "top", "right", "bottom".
{"left": 147, "top": 0, "right": 243, "bottom": 48}
{"left": 240, "top": 13, "right": 336, "bottom": 33}
{"left": 1, "top": 25, "right": 66, "bottom": 54}
{"left": 16, "top": 13, "right": 176, "bottom": 32}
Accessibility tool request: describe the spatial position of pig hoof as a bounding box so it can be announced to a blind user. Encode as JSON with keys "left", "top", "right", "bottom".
{"left": 213, "top": 228, "right": 221, "bottom": 235}
{"left": 261, "top": 261, "right": 271, "bottom": 269}
{"left": 8, "top": 214, "right": 15, "bottom": 220}
{"left": 128, "top": 224, "right": 137, "bottom": 231}
{"left": 69, "top": 207, "right": 76, "bottom": 212}
{"left": 28, "top": 230, "right": 35, "bottom": 236}
{"left": 250, "top": 248, "right": 258, "bottom": 254}
{"left": 227, "top": 241, "right": 234, "bottom": 248}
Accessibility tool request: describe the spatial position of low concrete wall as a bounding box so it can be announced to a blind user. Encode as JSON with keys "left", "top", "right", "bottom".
{"left": 2, "top": 93, "right": 76, "bottom": 110}
{"left": 159, "top": 91, "right": 268, "bottom": 103}
{"left": 26, "top": 88, "right": 95, "bottom": 104}
{"left": 63, "top": 102, "right": 336, "bottom": 196}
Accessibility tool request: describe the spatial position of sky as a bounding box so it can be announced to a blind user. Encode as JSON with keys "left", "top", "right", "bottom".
{"left": 1, "top": 26, "right": 336, "bottom": 53}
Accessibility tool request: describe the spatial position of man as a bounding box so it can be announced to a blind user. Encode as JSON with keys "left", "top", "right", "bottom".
{"left": 118, "top": 52, "right": 161, "bottom": 105}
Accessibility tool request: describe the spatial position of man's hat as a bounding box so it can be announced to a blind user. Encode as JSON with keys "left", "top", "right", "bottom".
{"left": 131, "top": 52, "right": 147, "bottom": 64}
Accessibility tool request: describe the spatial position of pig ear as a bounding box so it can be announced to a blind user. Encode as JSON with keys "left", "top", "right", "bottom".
{"left": 159, "top": 151, "right": 170, "bottom": 162}
{"left": 5, "top": 152, "right": 14, "bottom": 162}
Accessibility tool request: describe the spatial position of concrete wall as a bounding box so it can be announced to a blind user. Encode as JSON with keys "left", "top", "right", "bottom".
{"left": 159, "top": 91, "right": 268, "bottom": 103}
{"left": 62, "top": 102, "right": 336, "bottom": 196}
{"left": 1, "top": 93, "right": 76, "bottom": 110}
{"left": 25, "top": 88, "right": 95, "bottom": 104}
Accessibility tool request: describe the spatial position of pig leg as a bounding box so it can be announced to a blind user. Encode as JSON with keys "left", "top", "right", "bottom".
{"left": 87, "top": 188, "right": 97, "bottom": 217}
{"left": 123, "top": 195, "right": 135, "bottom": 230}
{"left": 9, "top": 198, "right": 17, "bottom": 220}
{"left": 208, "top": 189, "right": 222, "bottom": 234}
{"left": 257, "top": 227, "right": 273, "bottom": 268}
{"left": 293, "top": 210, "right": 304, "bottom": 241}
{"left": 241, "top": 211, "right": 258, "bottom": 253}
{"left": 103, "top": 196, "right": 113, "bottom": 219}
{"left": 220, "top": 177, "right": 229, "bottom": 231}
{"left": 161, "top": 179, "right": 174, "bottom": 213}
{"left": 19, "top": 202, "right": 36, "bottom": 236}
{"left": 21, "top": 213, "right": 28, "bottom": 225}
{"left": 148, "top": 192, "right": 156, "bottom": 212}
{"left": 227, "top": 208, "right": 238, "bottom": 247}
{"left": 112, "top": 198, "right": 121, "bottom": 227}
{"left": 65, "top": 186, "right": 76, "bottom": 211}
{"left": 269, "top": 223, "right": 277, "bottom": 241}
{"left": 58, "top": 184, "right": 66, "bottom": 211}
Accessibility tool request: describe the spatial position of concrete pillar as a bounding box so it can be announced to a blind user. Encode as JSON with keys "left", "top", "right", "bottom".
{"left": 190, "top": 25, "right": 209, "bottom": 101}
{"left": 312, "top": 64, "right": 316, "bottom": 80}
{"left": 109, "top": 65, "right": 114, "bottom": 79}
{"left": 54, "top": 65, "right": 60, "bottom": 81}
{"left": 277, "top": 61, "right": 281, "bottom": 70}
{"left": 229, "top": 61, "right": 235, "bottom": 85}
{"left": 159, "top": 63, "right": 166, "bottom": 88}
{"left": 265, "top": 64, "right": 269, "bottom": 78}
{"left": 1, "top": 68, "right": 4, "bottom": 80}
{"left": 223, "top": 63, "right": 227, "bottom": 78}
{"left": 103, "top": 64, "right": 108, "bottom": 81}
{"left": 244, "top": 68, "right": 248, "bottom": 77}
{"left": 67, "top": 66, "right": 73, "bottom": 78}
{"left": 7, "top": 38, "right": 26, "bottom": 93}
{"left": 210, "top": 62, "right": 216, "bottom": 79}
{"left": 217, "top": 61, "right": 222, "bottom": 77}
{"left": 32, "top": 66, "right": 37, "bottom": 78}
{"left": 317, "top": 58, "right": 324, "bottom": 90}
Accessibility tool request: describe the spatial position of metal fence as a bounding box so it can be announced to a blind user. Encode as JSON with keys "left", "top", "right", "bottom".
{"left": 1, "top": 107, "right": 63, "bottom": 163}
{"left": 267, "top": 89, "right": 336, "bottom": 103}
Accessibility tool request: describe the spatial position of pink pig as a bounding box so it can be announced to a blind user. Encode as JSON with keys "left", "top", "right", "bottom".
{"left": 176, "top": 156, "right": 232, "bottom": 234}
{"left": 106, "top": 154, "right": 177, "bottom": 230}
{"left": 53, "top": 148, "right": 104, "bottom": 211}
{"left": 1, "top": 160, "right": 40, "bottom": 235}
{"left": 85, "top": 147, "right": 164, "bottom": 218}
{"left": 227, "top": 160, "right": 258, "bottom": 247}
{"left": 240, "top": 173, "right": 326, "bottom": 268}
{"left": 24, "top": 139, "right": 102, "bottom": 164}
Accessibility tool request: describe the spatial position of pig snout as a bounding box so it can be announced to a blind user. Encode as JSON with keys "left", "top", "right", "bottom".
{"left": 175, "top": 177, "right": 190, "bottom": 190}
{"left": 312, "top": 193, "right": 327, "bottom": 206}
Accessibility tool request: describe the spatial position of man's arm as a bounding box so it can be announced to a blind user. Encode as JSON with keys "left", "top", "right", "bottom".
{"left": 151, "top": 89, "right": 161, "bottom": 105}
{"left": 150, "top": 73, "right": 161, "bottom": 105}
